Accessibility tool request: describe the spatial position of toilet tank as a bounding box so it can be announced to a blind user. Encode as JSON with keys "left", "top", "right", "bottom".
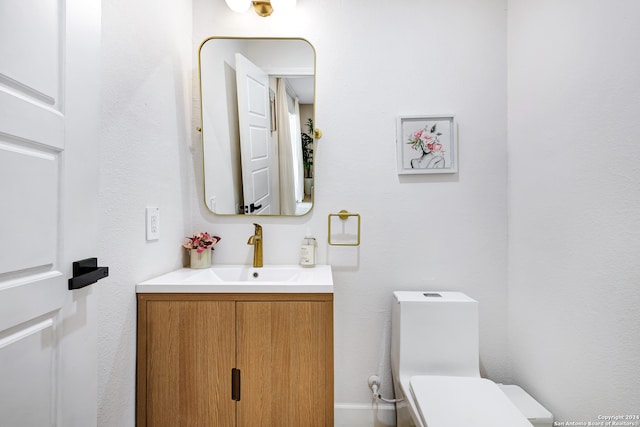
{"left": 391, "top": 291, "right": 480, "bottom": 380}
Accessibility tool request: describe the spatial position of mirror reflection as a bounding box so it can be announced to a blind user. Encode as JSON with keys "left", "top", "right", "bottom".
{"left": 199, "top": 37, "right": 315, "bottom": 215}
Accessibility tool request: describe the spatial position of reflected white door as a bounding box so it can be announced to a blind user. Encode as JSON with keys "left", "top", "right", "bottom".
{"left": 235, "top": 53, "right": 274, "bottom": 215}
{"left": 0, "top": 0, "right": 101, "bottom": 425}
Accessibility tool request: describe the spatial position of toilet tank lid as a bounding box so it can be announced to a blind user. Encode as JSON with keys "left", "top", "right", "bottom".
{"left": 410, "top": 376, "right": 533, "bottom": 427}
{"left": 394, "top": 291, "right": 477, "bottom": 303}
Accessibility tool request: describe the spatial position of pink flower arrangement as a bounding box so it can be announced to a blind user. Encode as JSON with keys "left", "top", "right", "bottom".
{"left": 407, "top": 123, "right": 444, "bottom": 155}
{"left": 183, "top": 232, "right": 221, "bottom": 253}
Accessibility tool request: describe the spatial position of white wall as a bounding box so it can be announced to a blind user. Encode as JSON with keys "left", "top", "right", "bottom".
{"left": 192, "top": 0, "right": 509, "bottom": 422}
{"left": 97, "top": 0, "right": 193, "bottom": 425}
{"left": 508, "top": 0, "right": 640, "bottom": 422}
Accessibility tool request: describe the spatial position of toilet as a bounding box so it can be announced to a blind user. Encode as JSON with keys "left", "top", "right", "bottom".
{"left": 391, "top": 291, "right": 553, "bottom": 427}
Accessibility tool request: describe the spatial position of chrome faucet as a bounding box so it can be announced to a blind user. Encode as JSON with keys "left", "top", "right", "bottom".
{"left": 247, "top": 223, "right": 263, "bottom": 268}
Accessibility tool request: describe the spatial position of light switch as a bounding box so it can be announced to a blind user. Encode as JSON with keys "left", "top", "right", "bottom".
{"left": 146, "top": 207, "right": 160, "bottom": 241}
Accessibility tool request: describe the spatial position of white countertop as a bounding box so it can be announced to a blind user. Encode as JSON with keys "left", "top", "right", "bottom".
{"left": 136, "top": 264, "right": 333, "bottom": 294}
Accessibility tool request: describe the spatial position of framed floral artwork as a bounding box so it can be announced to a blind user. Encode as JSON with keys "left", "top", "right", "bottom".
{"left": 396, "top": 115, "right": 457, "bottom": 174}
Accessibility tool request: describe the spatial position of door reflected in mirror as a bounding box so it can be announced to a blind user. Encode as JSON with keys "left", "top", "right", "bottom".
{"left": 199, "top": 37, "right": 315, "bottom": 216}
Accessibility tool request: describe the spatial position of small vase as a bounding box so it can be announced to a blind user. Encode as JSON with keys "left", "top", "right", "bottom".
{"left": 190, "top": 249, "right": 212, "bottom": 269}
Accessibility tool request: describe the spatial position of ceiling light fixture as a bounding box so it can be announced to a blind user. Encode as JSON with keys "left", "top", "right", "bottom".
{"left": 225, "top": 0, "right": 296, "bottom": 17}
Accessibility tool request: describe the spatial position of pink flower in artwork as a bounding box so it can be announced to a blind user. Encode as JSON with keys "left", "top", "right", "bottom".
{"left": 407, "top": 122, "right": 445, "bottom": 155}
{"left": 420, "top": 134, "right": 435, "bottom": 145}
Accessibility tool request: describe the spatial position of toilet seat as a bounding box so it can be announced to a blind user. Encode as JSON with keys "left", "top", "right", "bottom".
{"left": 409, "top": 376, "right": 533, "bottom": 427}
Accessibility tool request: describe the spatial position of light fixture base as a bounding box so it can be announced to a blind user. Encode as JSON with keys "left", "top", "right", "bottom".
{"left": 252, "top": 1, "right": 273, "bottom": 16}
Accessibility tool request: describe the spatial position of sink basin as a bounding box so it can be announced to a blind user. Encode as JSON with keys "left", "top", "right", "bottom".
{"left": 136, "top": 265, "right": 333, "bottom": 294}
{"left": 188, "top": 266, "right": 301, "bottom": 283}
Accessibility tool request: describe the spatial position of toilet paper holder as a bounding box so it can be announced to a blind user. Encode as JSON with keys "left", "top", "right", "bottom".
{"left": 68, "top": 257, "right": 109, "bottom": 290}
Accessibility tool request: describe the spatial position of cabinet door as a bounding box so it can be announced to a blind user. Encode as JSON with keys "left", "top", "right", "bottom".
{"left": 237, "top": 301, "right": 331, "bottom": 427}
{"left": 144, "top": 300, "right": 236, "bottom": 427}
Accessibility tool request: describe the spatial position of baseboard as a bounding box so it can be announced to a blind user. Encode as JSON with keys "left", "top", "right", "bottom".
{"left": 334, "top": 403, "right": 396, "bottom": 427}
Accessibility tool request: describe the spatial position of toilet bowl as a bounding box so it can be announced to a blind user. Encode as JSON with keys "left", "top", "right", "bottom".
{"left": 390, "top": 291, "right": 553, "bottom": 427}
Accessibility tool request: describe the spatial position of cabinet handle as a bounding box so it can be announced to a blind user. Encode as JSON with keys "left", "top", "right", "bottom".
{"left": 232, "top": 368, "right": 241, "bottom": 401}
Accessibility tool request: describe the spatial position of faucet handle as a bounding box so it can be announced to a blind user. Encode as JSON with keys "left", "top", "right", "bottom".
{"left": 253, "top": 223, "right": 262, "bottom": 231}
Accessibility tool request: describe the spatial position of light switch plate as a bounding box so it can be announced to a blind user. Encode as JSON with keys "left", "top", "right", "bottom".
{"left": 146, "top": 207, "right": 160, "bottom": 241}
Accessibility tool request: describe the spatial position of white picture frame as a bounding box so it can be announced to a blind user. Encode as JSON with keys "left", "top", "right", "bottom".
{"left": 396, "top": 115, "right": 457, "bottom": 174}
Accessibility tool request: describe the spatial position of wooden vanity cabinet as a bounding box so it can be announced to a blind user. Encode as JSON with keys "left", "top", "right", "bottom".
{"left": 136, "top": 293, "right": 334, "bottom": 427}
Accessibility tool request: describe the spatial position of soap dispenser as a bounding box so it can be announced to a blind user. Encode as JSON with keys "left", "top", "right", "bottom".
{"left": 300, "top": 234, "right": 317, "bottom": 267}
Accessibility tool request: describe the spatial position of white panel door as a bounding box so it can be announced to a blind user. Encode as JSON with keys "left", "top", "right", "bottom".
{"left": 0, "top": 0, "right": 101, "bottom": 425}
{"left": 235, "top": 53, "right": 274, "bottom": 215}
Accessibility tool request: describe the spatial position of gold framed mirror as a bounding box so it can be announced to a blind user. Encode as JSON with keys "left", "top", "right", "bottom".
{"left": 198, "top": 37, "right": 316, "bottom": 216}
